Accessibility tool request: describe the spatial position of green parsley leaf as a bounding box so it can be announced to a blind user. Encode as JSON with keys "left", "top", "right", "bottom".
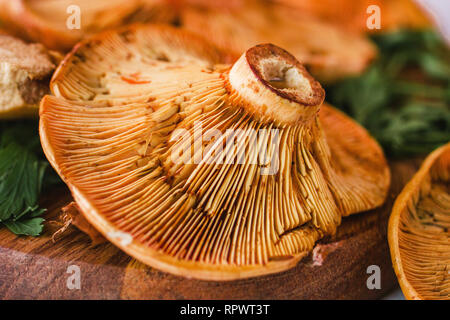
{"left": 0, "top": 120, "right": 60, "bottom": 236}
{"left": 0, "top": 143, "right": 47, "bottom": 221}
{"left": 4, "top": 217, "right": 45, "bottom": 237}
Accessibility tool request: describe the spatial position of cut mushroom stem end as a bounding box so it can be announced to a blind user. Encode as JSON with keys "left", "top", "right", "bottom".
{"left": 229, "top": 43, "right": 325, "bottom": 125}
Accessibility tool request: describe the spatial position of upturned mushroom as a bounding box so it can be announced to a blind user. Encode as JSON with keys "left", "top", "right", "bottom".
{"left": 40, "top": 25, "right": 390, "bottom": 280}
{"left": 389, "top": 143, "right": 449, "bottom": 300}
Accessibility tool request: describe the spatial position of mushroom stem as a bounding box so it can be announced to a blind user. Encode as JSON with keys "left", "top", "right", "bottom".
{"left": 228, "top": 43, "right": 325, "bottom": 125}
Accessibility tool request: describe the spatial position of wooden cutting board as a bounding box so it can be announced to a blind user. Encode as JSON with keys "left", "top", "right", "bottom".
{"left": 0, "top": 159, "right": 421, "bottom": 300}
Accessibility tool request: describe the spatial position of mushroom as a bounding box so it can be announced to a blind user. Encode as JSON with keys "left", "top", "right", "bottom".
{"left": 40, "top": 25, "right": 390, "bottom": 280}
{"left": 0, "top": 0, "right": 176, "bottom": 51}
{"left": 275, "top": 0, "right": 430, "bottom": 34}
{"left": 0, "top": 34, "right": 55, "bottom": 118}
{"left": 179, "top": 0, "right": 377, "bottom": 82}
{"left": 389, "top": 143, "right": 449, "bottom": 300}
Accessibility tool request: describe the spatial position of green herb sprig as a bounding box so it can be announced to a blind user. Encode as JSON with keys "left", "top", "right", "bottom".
{"left": 0, "top": 120, "right": 61, "bottom": 236}
{"left": 326, "top": 30, "right": 450, "bottom": 158}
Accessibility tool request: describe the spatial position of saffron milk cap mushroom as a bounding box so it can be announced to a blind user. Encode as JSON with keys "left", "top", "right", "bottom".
{"left": 0, "top": 0, "right": 176, "bottom": 51}
{"left": 179, "top": 0, "right": 378, "bottom": 82}
{"left": 40, "top": 24, "right": 390, "bottom": 280}
{"left": 389, "top": 143, "right": 449, "bottom": 300}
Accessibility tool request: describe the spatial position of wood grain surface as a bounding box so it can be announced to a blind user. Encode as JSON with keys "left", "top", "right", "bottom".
{"left": 0, "top": 159, "right": 421, "bottom": 299}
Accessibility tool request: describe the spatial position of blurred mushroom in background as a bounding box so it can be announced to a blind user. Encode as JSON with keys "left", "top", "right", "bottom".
{"left": 178, "top": 0, "right": 378, "bottom": 83}
{"left": 274, "top": 0, "right": 430, "bottom": 34}
{"left": 0, "top": 0, "right": 177, "bottom": 51}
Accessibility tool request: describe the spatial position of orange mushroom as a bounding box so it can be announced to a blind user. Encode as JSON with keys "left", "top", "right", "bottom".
{"left": 40, "top": 25, "right": 390, "bottom": 280}
{"left": 0, "top": 0, "right": 176, "bottom": 51}
{"left": 275, "top": 0, "right": 430, "bottom": 34}
{"left": 389, "top": 143, "right": 449, "bottom": 300}
{"left": 179, "top": 0, "right": 377, "bottom": 82}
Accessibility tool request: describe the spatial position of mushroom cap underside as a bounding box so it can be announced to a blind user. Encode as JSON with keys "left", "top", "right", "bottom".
{"left": 40, "top": 24, "right": 390, "bottom": 280}
{"left": 389, "top": 143, "right": 450, "bottom": 300}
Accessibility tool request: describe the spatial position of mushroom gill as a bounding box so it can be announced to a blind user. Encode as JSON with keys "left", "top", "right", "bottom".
{"left": 40, "top": 25, "right": 389, "bottom": 280}
{"left": 179, "top": 0, "right": 377, "bottom": 82}
{"left": 389, "top": 143, "right": 450, "bottom": 300}
{"left": 0, "top": 0, "right": 176, "bottom": 51}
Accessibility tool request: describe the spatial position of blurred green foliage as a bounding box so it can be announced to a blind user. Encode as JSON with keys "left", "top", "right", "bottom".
{"left": 326, "top": 30, "right": 450, "bottom": 158}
